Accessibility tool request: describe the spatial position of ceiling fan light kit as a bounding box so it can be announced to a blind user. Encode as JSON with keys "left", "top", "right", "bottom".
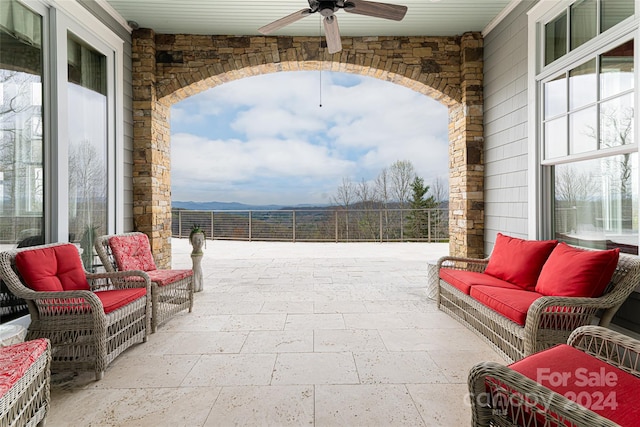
{"left": 258, "top": 0, "right": 408, "bottom": 54}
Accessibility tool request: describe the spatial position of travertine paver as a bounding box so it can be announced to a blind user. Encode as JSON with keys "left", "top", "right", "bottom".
{"left": 46, "top": 239, "right": 506, "bottom": 426}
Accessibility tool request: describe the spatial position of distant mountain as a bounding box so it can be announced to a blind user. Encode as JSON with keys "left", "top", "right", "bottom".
{"left": 172, "top": 201, "right": 329, "bottom": 211}
{"left": 173, "top": 201, "right": 282, "bottom": 210}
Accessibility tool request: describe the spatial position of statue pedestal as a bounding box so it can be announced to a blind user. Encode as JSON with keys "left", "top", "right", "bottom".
{"left": 191, "top": 253, "right": 203, "bottom": 292}
{"left": 190, "top": 232, "right": 205, "bottom": 292}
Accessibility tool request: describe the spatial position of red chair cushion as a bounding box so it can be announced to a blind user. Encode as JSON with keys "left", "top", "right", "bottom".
{"left": 535, "top": 243, "right": 620, "bottom": 297}
{"left": 109, "top": 234, "right": 157, "bottom": 272}
{"left": 146, "top": 269, "right": 193, "bottom": 287}
{"left": 439, "top": 269, "right": 522, "bottom": 295}
{"left": 95, "top": 288, "right": 147, "bottom": 314}
{"left": 15, "top": 244, "right": 90, "bottom": 292}
{"left": 484, "top": 233, "right": 557, "bottom": 291}
{"left": 509, "top": 344, "right": 640, "bottom": 425}
{"left": 0, "top": 338, "right": 49, "bottom": 395}
{"left": 470, "top": 285, "right": 542, "bottom": 325}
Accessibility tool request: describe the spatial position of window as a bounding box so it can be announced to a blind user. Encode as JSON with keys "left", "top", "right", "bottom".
{"left": 554, "top": 154, "right": 637, "bottom": 251}
{"left": 0, "top": 0, "right": 44, "bottom": 247}
{"left": 544, "top": 0, "right": 634, "bottom": 66}
{"left": 542, "top": 40, "right": 634, "bottom": 160}
{"left": 535, "top": 0, "right": 638, "bottom": 254}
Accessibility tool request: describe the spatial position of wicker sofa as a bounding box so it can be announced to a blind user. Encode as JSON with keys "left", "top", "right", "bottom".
{"left": 0, "top": 338, "right": 51, "bottom": 427}
{"left": 436, "top": 233, "right": 640, "bottom": 362}
{"left": 468, "top": 325, "right": 640, "bottom": 427}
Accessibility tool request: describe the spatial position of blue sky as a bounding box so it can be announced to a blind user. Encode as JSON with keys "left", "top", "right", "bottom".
{"left": 170, "top": 71, "right": 448, "bottom": 206}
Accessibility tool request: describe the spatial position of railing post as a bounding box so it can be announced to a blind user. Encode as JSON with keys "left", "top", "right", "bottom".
{"left": 211, "top": 211, "right": 214, "bottom": 240}
{"left": 335, "top": 211, "right": 338, "bottom": 243}
{"left": 427, "top": 209, "right": 432, "bottom": 242}
{"left": 292, "top": 210, "right": 296, "bottom": 243}
{"left": 249, "top": 211, "right": 252, "bottom": 242}
{"left": 178, "top": 210, "right": 182, "bottom": 238}
{"left": 379, "top": 210, "right": 383, "bottom": 243}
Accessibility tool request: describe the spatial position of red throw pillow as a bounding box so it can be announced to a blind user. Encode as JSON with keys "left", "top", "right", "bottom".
{"left": 484, "top": 233, "right": 558, "bottom": 290}
{"left": 535, "top": 243, "right": 620, "bottom": 297}
{"left": 16, "top": 244, "right": 90, "bottom": 292}
{"left": 109, "top": 234, "right": 157, "bottom": 272}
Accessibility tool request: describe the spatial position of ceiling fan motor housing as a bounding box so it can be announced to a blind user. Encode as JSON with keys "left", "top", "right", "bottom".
{"left": 318, "top": 1, "right": 338, "bottom": 16}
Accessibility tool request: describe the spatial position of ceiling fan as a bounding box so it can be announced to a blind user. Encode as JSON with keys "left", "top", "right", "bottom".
{"left": 258, "top": 0, "right": 408, "bottom": 54}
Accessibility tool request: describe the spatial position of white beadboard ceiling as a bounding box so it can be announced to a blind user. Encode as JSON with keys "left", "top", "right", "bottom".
{"left": 103, "top": 0, "right": 519, "bottom": 37}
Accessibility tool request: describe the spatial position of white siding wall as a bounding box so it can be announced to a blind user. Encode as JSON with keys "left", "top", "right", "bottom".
{"left": 483, "top": 0, "right": 537, "bottom": 254}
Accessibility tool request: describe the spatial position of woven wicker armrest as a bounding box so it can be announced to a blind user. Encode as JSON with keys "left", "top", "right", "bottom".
{"left": 94, "top": 234, "right": 118, "bottom": 273}
{"left": 25, "top": 289, "right": 108, "bottom": 325}
{"left": 523, "top": 295, "right": 620, "bottom": 355}
{"left": 468, "top": 361, "right": 620, "bottom": 427}
{"left": 568, "top": 326, "right": 640, "bottom": 376}
{"left": 436, "top": 255, "right": 490, "bottom": 273}
{"left": 87, "top": 270, "right": 151, "bottom": 293}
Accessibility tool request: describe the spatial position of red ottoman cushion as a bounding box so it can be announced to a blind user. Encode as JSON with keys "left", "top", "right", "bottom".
{"left": 510, "top": 344, "right": 640, "bottom": 425}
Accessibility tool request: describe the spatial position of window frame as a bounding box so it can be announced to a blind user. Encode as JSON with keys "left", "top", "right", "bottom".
{"left": 528, "top": 0, "right": 639, "bottom": 247}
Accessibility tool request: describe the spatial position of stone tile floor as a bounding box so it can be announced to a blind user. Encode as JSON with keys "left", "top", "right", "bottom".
{"left": 46, "top": 239, "right": 506, "bottom": 426}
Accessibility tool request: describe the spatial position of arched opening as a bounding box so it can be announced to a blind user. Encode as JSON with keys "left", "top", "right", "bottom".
{"left": 131, "top": 31, "right": 484, "bottom": 267}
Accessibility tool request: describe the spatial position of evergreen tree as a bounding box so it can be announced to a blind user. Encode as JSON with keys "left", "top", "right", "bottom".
{"left": 406, "top": 176, "right": 437, "bottom": 239}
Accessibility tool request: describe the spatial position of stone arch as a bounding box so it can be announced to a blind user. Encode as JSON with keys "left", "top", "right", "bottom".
{"left": 132, "top": 31, "right": 484, "bottom": 267}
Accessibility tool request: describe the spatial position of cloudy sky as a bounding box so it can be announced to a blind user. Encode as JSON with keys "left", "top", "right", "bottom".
{"left": 170, "top": 71, "right": 448, "bottom": 206}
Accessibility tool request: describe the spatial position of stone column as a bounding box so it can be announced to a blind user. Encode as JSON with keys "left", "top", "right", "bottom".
{"left": 132, "top": 29, "right": 173, "bottom": 268}
{"left": 448, "top": 32, "right": 484, "bottom": 259}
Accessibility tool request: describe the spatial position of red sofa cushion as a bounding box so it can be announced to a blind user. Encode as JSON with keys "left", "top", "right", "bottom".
{"left": 509, "top": 344, "right": 640, "bottom": 426}
{"left": 146, "top": 269, "right": 193, "bottom": 287}
{"left": 535, "top": 243, "right": 620, "bottom": 297}
{"left": 15, "top": 244, "right": 90, "bottom": 292}
{"left": 0, "top": 338, "right": 49, "bottom": 395}
{"left": 470, "top": 285, "right": 542, "bottom": 326}
{"left": 109, "top": 234, "right": 157, "bottom": 272}
{"left": 439, "top": 269, "right": 522, "bottom": 295}
{"left": 95, "top": 288, "right": 147, "bottom": 313}
{"left": 484, "top": 233, "right": 557, "bottom": 291}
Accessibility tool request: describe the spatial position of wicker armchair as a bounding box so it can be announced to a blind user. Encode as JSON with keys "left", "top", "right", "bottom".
{"left": 468, "top": 325, "right": 640, "bottom": 427}
{"left": 95, "top": 232, "right": 194, "bottom": 333}
{"left": 0, "top": 243, "right": 151, "bottom": 381}
{"left": 437, "top": 251, "right": 640, "bottom": 362}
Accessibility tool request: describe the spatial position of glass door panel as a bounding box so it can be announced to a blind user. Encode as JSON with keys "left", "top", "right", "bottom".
{"left": 67, "top": 34, "right": 107, "bottom": 271}
{"left": 0, "top": 0, "right": 44, "bottom": 249}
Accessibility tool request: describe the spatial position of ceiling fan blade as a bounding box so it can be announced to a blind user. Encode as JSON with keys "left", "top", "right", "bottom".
{"left": 323, "top": 15, "right": 342, "bottom": 54}
{"left": 344, "top": 0, "right": 407, "bottom": 21}
{"left": 258, "top": 8, "right": 313, "bottom": 35}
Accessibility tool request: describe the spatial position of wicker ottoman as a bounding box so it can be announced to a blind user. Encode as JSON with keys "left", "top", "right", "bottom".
{"left": 0, "top": 338, "right": 51, "bottom": 427}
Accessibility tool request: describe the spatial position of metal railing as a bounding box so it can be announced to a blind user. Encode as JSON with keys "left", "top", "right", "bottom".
{"left": 172, "top": 208, "right": 449, "bottom": 243}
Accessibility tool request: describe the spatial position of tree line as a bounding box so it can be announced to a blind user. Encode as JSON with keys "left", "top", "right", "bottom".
{"left": 331, "top": 160, "right": 448, "bottom": 240}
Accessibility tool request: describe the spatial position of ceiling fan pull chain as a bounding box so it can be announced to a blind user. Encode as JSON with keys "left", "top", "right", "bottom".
{"left": 319, "top": 15, "right": 323, "bottom": 107}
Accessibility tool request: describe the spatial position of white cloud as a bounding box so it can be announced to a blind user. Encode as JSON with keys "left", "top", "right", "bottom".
{"left": 170, "top": 71, "right": 449, "bottom": 205}
{"left": 171, "top": 133, "right": 354, "bottom": 180}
